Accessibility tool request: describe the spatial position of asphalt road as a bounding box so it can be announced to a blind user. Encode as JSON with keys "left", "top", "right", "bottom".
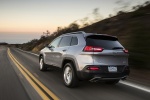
{"left": 0, "top": 46, "right": 150, "bottom": 100}
{"left": 0, "top": 46, "right": 30, "bottom": 100}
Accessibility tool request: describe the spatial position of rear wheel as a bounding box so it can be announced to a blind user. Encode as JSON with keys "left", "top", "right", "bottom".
{"left": 63, "top": 63, "right": 78, "bottom": 88}
{"left": 105, "top": 79, "right": 119, "bottom": 85}
{"left": 39, "top": 57, "right": 47, "bottom": 71}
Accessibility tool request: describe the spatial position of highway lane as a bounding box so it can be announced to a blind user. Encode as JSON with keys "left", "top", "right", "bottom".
{"left": 0, "top": 46, "right": 30, "bottom": 100}
{"left": 1, "top": 46, "right": 150, "bottom": 100}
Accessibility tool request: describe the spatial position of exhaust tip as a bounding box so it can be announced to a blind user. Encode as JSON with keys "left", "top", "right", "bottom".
{"left": 121, "top": 76, "right": 128, "bottom": 80}
{"left": 89, "top": 77, "right": 101, "bottom": 82}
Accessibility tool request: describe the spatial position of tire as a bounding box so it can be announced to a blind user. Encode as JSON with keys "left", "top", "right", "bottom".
{"left": 39, "top": 57, "right": 47, "bottom": 71}
{"left": 105, "top": 79, "right": 119, "bottom": 85}
{"left": 63, "top": 63, "right": 78, "bottom": 88}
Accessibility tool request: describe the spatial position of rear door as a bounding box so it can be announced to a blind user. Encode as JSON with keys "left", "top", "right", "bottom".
{"left": 54, "top": 36, "right": 72, "bottom": 67}
{"left": 86, "top": 35, "right": 128, "bottom": 66}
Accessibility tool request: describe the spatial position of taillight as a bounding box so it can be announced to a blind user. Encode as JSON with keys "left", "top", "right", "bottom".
{"left": 87, "top": 66, "right": 100, "bottom": 70}
{"left": 83, "top": 46, "right": 103, "bottom": 52}
{"left": 123, "top": 49, "right": 128, "bottom": 53}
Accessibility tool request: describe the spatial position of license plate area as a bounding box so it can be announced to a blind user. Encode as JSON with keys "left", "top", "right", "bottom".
{"left": 108, "top": 66, "right": 117, "bottom": 72}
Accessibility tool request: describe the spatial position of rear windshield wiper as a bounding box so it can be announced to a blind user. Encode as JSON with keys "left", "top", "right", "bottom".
{"left": 112, "top": 47, "right": 123, "bottom": 50}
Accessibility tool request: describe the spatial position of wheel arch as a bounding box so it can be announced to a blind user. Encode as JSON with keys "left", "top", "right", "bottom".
{"left": 39, "top": 54, "right": 43, "bottom": 62}
{"left": 61, "top": 57, "right": 77, "bottom": 71}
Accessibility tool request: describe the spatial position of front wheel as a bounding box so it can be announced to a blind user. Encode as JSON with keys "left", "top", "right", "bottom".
{"left": 63, "top": 63, "right": 78, "bottom": 88}
{"left": 39, "top": 57, "right": 47, "bottom": 71}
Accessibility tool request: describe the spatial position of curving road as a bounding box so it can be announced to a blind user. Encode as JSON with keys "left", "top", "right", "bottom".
{"left": 0, "top": 46, "right": 150, "bottom": 100}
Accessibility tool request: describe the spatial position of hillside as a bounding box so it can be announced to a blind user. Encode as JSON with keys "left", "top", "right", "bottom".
{"left": 81, "top": 4, "right": 150, "bottom": 69}
{"left": 20, "top": 3, "right": 150, "bottom": 69}
{"left": 0, "top": 42, "right": 8, "bottom": 45}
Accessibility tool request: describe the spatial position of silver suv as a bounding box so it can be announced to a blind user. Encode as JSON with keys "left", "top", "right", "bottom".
{"left": 39, "top": 31, "right": 130, "bottom": 87}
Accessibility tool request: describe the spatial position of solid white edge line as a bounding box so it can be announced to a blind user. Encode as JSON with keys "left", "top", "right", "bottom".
{"left": 120, "top": 81, "right": 150, "bottom": 93}
{"left": 17, "top": 48, "right": 150, "bottom": 93}
{"left": 17, "top": 48, "right": 39, "bottom": 56}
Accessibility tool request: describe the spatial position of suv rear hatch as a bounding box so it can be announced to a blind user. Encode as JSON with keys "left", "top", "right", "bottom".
{"left": 85, "top": 35, "right": 128, "bottom": 66}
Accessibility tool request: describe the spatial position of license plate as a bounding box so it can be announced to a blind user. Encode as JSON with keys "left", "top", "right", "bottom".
{"left": 108, "top": 66, "right": 117, "bottom": 72}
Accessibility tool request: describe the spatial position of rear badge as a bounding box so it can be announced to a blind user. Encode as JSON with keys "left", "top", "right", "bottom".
{"left": 108, "top": 66, "right": 117, "bottom": 72}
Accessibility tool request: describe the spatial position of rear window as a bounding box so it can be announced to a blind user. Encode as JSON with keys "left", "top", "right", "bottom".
{"left": 86, "top": 35, "right": 123, "bottom": 50}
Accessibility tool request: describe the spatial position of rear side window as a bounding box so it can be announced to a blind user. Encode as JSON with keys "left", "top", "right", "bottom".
{"left": 86, "top": 35, "right": 123, "bottom": 50}
{"left": 59, "top": 36, "right": 72, "bottom": 47}
{"left": 71, "top": 37, "right": 78, "bottom": 46}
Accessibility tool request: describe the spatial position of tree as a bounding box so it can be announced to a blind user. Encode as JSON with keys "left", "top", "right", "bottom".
{"left": 144, "top": 1, "right": 150, "bottom": 6}
{"left": 43, "top": 30, "right": 50, "bottom": 37}
{"left": 109, "top": 14, "right": 112, "bottom": 18}
{"left": 117, "top": 11, "right": 126, "bottom": 15}
{"left": 68, "top": 23, "right": 79, "bottom": 31}
{"left": 92, "top": 8, "right": 102, "bottom": 23}
{"left": 80, "top": 17, "right": 89, "bottom": 27}
{"left": 132, "top": 5, "right": 143, "bottom": 11}
{"left": 115, "top": 0, "right": 130, "bottom": 13}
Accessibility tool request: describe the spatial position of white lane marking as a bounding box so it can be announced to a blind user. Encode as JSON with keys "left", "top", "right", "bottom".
{"left": 17, "top": 48, "right": 39, "bottom": 56}
{"left": 17, "top": 48, "right": 150, "bottom": 93}
{"left": 120, "top": 80, "right": 150, "bottom": 93}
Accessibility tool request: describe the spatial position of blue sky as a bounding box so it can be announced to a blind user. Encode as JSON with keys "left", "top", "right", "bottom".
{"left": 0, "top": 0, "right": 148, "bottom": 43}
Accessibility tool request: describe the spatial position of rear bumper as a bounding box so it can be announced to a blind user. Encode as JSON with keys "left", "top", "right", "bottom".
{"left": 77, "top": 65, "right": 130, "bottom": 80}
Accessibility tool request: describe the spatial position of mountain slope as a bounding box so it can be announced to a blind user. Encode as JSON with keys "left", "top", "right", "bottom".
{"left": 20, "top": 3, "right": 150, "bottom": 69}
{"left": 81, "top": 4, "right": 150, "bottom": 68}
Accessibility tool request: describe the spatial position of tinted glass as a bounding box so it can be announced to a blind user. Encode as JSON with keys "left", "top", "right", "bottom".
{"left": 86, "top": 35, "right": 123, "bottom": 50}
{"left": 71, "top": 37, "right": 78, "bottom": 46}
{"left": 49, "top": 37, "right": 61, "bottom": 48}
{"left": 59, "top": 36, "right": 72, "bottom": 47}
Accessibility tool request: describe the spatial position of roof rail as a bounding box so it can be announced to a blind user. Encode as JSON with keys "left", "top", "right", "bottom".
{"left": 64, "top": 31, "right": 86, "bottom": 35}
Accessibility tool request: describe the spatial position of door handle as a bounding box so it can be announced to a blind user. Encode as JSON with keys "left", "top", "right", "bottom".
{"left": 62, "top": 49, "right": 67, "bottom": 52}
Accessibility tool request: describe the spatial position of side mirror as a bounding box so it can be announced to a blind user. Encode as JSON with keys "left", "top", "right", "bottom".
{"left": 48, "top": 45, "right": 53, "bottom": 48}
